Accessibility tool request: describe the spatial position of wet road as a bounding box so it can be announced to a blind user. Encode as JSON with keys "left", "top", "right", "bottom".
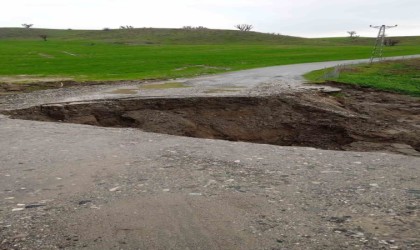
{"left": 1, "top": 55, "right": 419, "bottom": 110}
{"left": 64, "top": 54, "right": 420, "bottom": 101}
{"left": 0, "top": 56, "right": 419, "bottom": 249}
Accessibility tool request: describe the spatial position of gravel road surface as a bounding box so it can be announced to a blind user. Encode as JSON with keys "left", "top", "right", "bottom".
{"left": 1, "top": 57, "right": 419, "bottom": 249}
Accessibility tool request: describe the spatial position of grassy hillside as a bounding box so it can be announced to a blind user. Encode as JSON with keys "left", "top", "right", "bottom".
{"left": 1, "top": 27, "right": 419, "bottom": 45}
{"left": 0, "top": 28, "right": 419, "bottom": 82}
{"left": 0, "top": 28, "right": 308, "bottom": 45}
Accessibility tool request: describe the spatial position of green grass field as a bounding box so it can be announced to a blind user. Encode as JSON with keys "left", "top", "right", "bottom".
{"left": 304, "top": 59, "right": 420, "bottom": 96}
{"left": 1, "top": 28, "right": 419, "bottom": 82}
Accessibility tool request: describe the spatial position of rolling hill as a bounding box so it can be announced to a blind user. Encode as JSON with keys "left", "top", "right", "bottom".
{"left": 0, "top": 27, "right": 419, "bottom": 82}
{"left": 1, "top": 27, "right": 418, "bottom": 45}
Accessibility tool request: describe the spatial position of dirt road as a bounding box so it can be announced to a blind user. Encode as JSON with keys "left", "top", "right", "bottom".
{"left": 1, "top": 55, "right": 419, "bottom": 110}
{"left": 0, "top": 57, "right": 419, "bottom": 249}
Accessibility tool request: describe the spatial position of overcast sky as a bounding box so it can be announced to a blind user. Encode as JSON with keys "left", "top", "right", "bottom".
{"left": 1, "top": 0, "right": 419, "bottom": 37}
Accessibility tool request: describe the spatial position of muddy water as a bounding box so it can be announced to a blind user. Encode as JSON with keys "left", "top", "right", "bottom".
{"left": 107, "top": 89, "right": 139, "bottom": 95}
{"left": 105, "top": 82, "right": 191, "bottom": 95}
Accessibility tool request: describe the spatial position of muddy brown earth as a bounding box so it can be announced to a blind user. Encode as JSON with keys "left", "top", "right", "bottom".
{"left": 0, "top": 61, "right": 419, "bottom": 249}
{"left": 5, "top": 83, "right": 420, "bottom": 156}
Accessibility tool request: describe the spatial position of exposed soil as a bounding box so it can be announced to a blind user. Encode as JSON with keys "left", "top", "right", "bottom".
{"left": 0, "top": 81, "right": 104, "bottom": 94}
{"left": 1, "top": 80, "right": 420, "bottom": 249}
{"left": 5, "top": 83, "right": 420, "bottom": 156}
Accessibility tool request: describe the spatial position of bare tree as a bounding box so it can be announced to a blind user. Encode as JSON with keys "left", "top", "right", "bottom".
{"left": 347, "top": 31, "right": 356, "bottom": 37}
{"left": 235, "top": 24, "right": 253, "bottom": 32}
{"left": 22, "top": 23, "right": 33, "bottom": 29}
{"left": 120, "top": 25, "right": 134, "bottom": 29}
{"left": 39, "top": 35, "right": 47, "bottom": 41}
{"left": 347, "top": 31, "right": 357, "bottom": 38}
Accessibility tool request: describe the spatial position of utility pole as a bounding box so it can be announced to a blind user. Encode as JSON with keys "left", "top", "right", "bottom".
{"left": 369, "top": 24, "right": 397, "bottom": 63}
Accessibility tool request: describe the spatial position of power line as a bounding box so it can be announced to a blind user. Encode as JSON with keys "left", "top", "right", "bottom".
{"left": 370, "top": 24, "right": 397, "bottom": 63}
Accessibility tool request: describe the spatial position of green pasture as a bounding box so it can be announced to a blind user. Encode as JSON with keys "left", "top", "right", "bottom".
{"left": 0, "top": 28, "right": 419, "bottom": 82}
{"left": 304, "top": 59, "right": 420, "bottom": 96}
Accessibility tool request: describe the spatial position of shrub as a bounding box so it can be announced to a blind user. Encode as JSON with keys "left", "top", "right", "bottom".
{"left": 384, "top": 39, "right": 399, "bottom": 46}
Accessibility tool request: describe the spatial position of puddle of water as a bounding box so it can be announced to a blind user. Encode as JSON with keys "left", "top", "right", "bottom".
{"left": 217, "top": 86, "right": 244, "bottom": 89}
{"left": 107, "top": 89, "right": 138, "bottom": 95}
{"left": 204, "top": 88, "right": 243, "bottom": 94}
{"left": 107, "top": 82, "right": 189, "bottom": 94}
{"left": 139, "top": 82, "right": 189, "bottom": 90}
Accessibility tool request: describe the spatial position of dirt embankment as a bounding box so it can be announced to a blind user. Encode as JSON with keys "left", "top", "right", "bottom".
{"left": 4, "top": 83, "right": 420, "bottom": 156}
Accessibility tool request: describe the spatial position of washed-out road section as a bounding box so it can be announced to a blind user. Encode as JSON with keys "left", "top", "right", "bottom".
{"left": 0, "top": 56, "right": 419, "bottom": 249}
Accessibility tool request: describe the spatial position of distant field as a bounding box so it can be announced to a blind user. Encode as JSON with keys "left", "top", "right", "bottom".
{"left": 0, "top": 28, "right": 419, "bottom": 82}
{"left": 304, "top": 59, "right": 420, "bottom": 96}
